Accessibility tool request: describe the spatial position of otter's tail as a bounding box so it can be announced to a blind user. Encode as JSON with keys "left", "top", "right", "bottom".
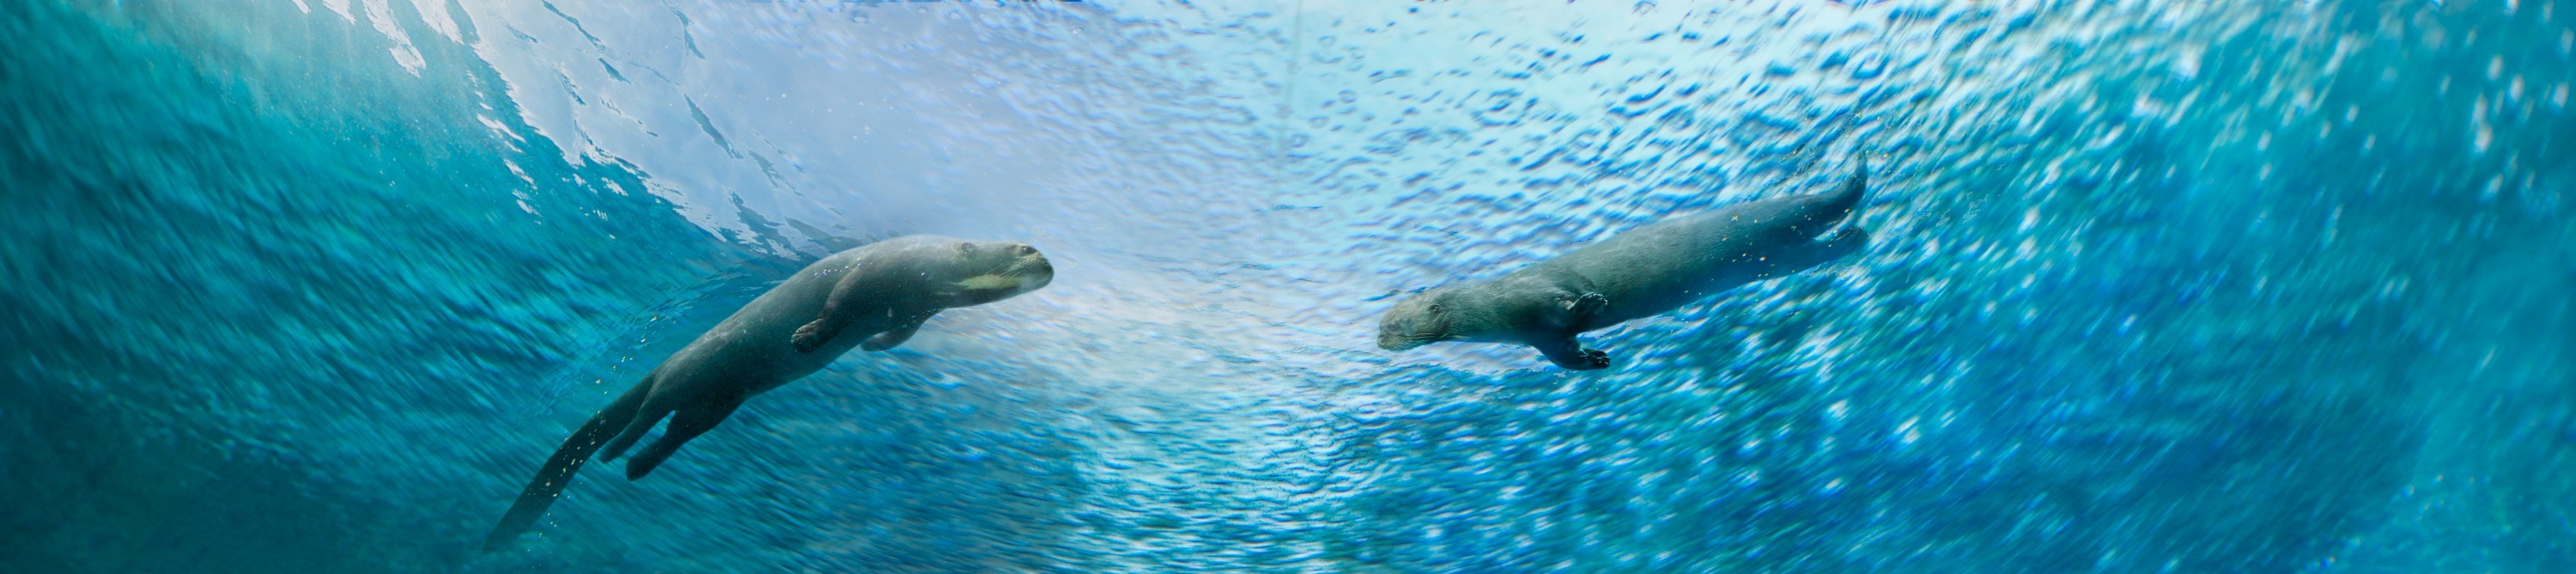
{"left": 482, "top": 381, "right": 651, "bottom": 552}
{"left": 1774, "top": 157, "right": 1870, "bottom": 239}
{"left": 1814, "top": 156, "right": 1869, "bottom": 218}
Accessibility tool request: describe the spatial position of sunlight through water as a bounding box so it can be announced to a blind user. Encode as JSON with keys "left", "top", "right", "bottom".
{"left": 3, "top": 0, "right": 2571, "bottom": 571}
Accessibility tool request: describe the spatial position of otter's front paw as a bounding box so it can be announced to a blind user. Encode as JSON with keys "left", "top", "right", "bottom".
{"left": 1552, "top": 348, "right": 1612, "bottom": 370}
{"left": 1573, "top": 292, "right": 1609, "bottom": 315}
{"left": 790, "top": 321, "right": 829, "bottom": 352}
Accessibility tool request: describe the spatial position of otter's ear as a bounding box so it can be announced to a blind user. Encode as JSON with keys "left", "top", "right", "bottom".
{"left": 956, "top": 242, "right": 978, "bottom": 256}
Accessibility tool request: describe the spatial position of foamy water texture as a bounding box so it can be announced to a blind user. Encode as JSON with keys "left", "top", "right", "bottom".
{"left": 3, "top": 0, "right": 2572, "bottom": 571}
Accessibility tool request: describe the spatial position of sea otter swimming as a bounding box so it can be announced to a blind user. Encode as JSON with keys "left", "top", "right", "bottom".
{"left": 483, "top": 235, "right": 1053, "bottom": 550}
{"left": 1378, "top": 162, "right": 1869, "bottom": 369}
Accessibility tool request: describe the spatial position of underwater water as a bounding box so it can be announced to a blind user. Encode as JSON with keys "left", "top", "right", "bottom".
{"left": 4, "top": 0, "right": 2572, "bottom": 571}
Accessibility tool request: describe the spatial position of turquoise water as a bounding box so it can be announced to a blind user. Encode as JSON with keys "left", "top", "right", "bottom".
{"left": 3, "top": 0, "right": 2570, "bottom": 571}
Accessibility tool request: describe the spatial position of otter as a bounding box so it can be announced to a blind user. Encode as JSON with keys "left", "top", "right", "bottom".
{"left": 484, "top": 235, "right": 1053, "bottom": 550}
{"left": 1378, "top": 162, "right": 1868, "bottom": 369}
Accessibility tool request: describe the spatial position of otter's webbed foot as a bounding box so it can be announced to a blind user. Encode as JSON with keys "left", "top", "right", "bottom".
{"left": 1800, "top": 226, "right": 1870, "bottom": 266}
{"left": 790, "top": 320, "right": 835, "bottom": 353}
{"left": 1558, "top": 348, "right": 1612, "bottom": 370}
{"left": 1536, "top": 339, "right": 1613, "bottom": 370}
{"left": 1822, "top": 226, "right": 1868, "bottom": 251}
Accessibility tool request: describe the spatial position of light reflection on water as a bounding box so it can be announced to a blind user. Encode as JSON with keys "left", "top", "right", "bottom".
{"left": 1, "top": 0, "right": 2569, "bottom": 572}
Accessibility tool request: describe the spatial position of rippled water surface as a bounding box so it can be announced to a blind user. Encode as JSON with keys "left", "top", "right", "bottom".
{"left": 4, "top": 0, "right": 2572, "bottom": 571}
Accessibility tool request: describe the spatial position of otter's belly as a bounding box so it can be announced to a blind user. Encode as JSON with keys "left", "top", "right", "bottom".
{"left": 659, "top": 253, "right": 875, "bottom": 393}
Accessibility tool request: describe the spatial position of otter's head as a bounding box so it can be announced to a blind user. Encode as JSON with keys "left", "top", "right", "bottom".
{"left": 942, "top": 240, "right": 1054, "bottom": 307}
{"left": 1376, "top": 290, "right": 1458, "bottom": 351}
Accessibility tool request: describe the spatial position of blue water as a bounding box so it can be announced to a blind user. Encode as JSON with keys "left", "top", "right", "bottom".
{"left": 3, "top": 0, "right": 2570, "bottom": 571}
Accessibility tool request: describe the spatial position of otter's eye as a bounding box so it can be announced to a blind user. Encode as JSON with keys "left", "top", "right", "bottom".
{"left": 1012, "top": 244, "right": 1036, "bottom": 256}
{"left": 1427, "top": 303, "right": 1443, "bottom": 313}
{"left": 957, "top": 242, "right": 978, "bottom": 255}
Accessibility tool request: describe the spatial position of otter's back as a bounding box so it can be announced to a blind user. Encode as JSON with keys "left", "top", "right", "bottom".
{"left": 1542, "top": 186, "right": 1858, "bottom": 327}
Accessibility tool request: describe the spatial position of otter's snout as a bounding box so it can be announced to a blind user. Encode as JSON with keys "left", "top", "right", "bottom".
{"left": 1376, "top": 295, "right": 1448, "bottom": 351}
{"left": 948, "top": 240, "right": 1057, "bottom": 305}
{"left": 1015, "top": 247, "right": 1055, "bottom": 292}
{"left": 1376, "top": 321, "right": 1417, "bottom": 351}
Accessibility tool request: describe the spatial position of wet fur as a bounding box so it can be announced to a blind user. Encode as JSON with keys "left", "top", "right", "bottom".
{"left": 483, "top": 235, "right": 1050, "bottom": 550}
{"left": 1379, "top": 162, "right": 1869, "bottom": 369}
